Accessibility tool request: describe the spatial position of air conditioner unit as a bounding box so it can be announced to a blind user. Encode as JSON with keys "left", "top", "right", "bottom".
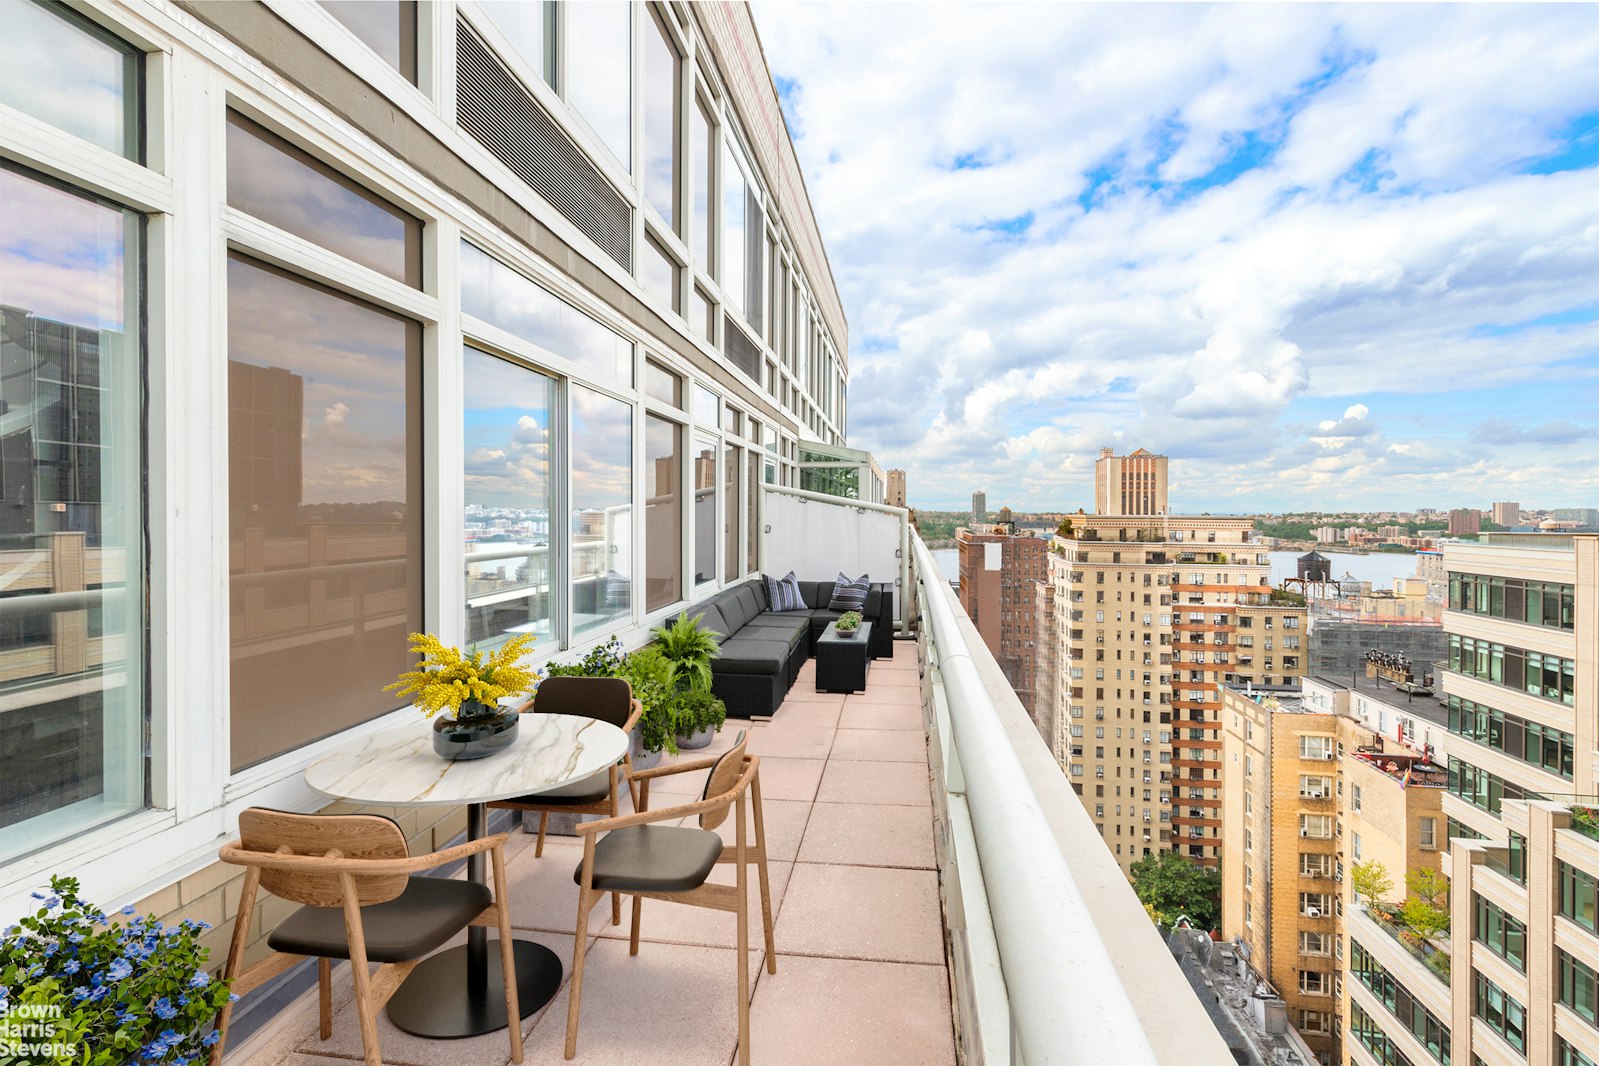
{"left": 1322, "top": 752, "right": 1336, "bottom": 760}
{"left": 1300, "top": 829, "right": 1309, "bottom": 837}
{"left": 1306, "top": 907, "right": 1321, "bottom": 918}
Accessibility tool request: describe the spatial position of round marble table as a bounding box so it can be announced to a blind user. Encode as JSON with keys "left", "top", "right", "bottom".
{"left": 305, "top": 713, "right": 628, "bottom": 1039}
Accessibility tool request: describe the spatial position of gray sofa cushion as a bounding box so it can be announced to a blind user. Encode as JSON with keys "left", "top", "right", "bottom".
{"left": 689, "top": 603, "right": 731, "bottom": 642}
{"left": 742, "top": 614, "right": 809, "bottom": 641}
{"left": 715, "top": 636, "right": 792, "bottom": 675}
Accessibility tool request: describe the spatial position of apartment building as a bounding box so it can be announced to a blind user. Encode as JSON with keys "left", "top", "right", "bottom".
{"left": 0, "top": 0, "right": 851, "bottom": 1024}
{"left": 958, "top": 524, "right": 1048, "bottom": 712}
{"left": 1047, "top": 450, "right": 1307, "bottom": 873}
{"left": 1436, "top": 535, "right": 1599, "bottom": 1066}
{"left": 887, "top": 467, "right": 907, "bottom": 508}
{"left": 1094, "top": 446, "right": 1169, "bottom": 516}
{"left": 1493, "top": 502, "right": 1521, "bottom": 528}
{"left": 1222, "top": 674, "right": 1449, "bottom": 1066}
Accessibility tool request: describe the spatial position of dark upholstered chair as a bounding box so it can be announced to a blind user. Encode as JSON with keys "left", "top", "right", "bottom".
{"left": 211, "top": 809, "right": 521, "bottom": 1066}
{"left": 565, "top": 731, "right": 774, "bottom": 1063}
{"left": 490, "top": 675, "right": 642, "bottom": 925}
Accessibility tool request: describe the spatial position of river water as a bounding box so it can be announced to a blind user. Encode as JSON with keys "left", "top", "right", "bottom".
{"left": 927, "top": 548, "right": 1419, "bottom": 591}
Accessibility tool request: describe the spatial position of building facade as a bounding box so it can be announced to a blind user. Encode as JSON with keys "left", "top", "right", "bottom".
{"left": 1449, "top": 509, "right": 1483, "bottom": 536}
{"left": 1094, "top": 446, "right": 1169, "bottom": 517}
{"left": 958, "top": 524, "right": 1048, "bottom": 712}
{"left": 886, "top": 467, "right": 906, "bottom": 508}
{"left": 972, "top": 489, "right": 987, "bottom": 526}
{"left": 1046, "top": 454, "right": 1306, "bottom": 873}
{"left": 1221, "top": 677, "right": 1449, "bottom": 1066}
{"left": 0, "top": 0, "right": 850, "bottom": 1016}
{"left": 1493, "top": 501, "right": 1520, "bottom": 528}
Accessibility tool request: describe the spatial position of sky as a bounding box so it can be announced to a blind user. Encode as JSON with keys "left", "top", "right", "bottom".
{"left": 753, "top": 3, "right": 1599, "bottom": 515}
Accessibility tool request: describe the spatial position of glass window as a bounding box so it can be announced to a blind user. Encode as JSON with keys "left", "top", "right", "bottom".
{"left": 478, "top": 0, "right": 552, "bottom": 85}
{"left": 642, "top": 6, "right": 680, "bottom": 226}
{"left": 693, "top": 436, "right": 716, "bottom": 584}
{"left": 0, "top": 1, "right": 140, "bottom": 160}
{"left": 226, "top": 255, "right": 422, "bottom": 770}
{"left": 463, "top": 348, "right": 555, "bottom": 648}
{"left": 227, "top": 112, "right": 422, "bottom": 287}
{"left": 691, "top": 97, "right": 713, "bottom": 270}
{"left": 692, "top": 385, "right": 719, "bottom": 427}
{"left": 461, "top": 242, "right": 632, "bottom": 385}
{"left": 570, "top": 386, "right": 632, "bottom": 636}
{"left": 0, "top": 166, "right": 144, "bottom": 861}
{"left": 565, "top": 1, "right": 631, "bottom": 171}
{"left": 320, "top": 1, "right": 417, "bottom": 83}
{"left": 643, "top": 360, "right": 680, "bottom": 407}
{"left": 643, "top": 414, "right": 682, "bottom": 613}
{"left": 691, "top": 286, "right": 714, "bottom": 343}
{"left": 746, "top": 449, "right": 760, "bottom": 574}
{"left": 641, "top": 232, "right": 680, "bottom": 312}
{"left": 720, "top": 140, "right": 747, "bottom": 311}
{"left": 723, "top": 442, "right": 741, "bottom": 582}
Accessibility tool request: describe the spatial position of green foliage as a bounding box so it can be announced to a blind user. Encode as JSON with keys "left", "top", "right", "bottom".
{"left": 1407, "top": 868, "right": 1449, "bottom": 908}
{"left": 542, "top": 636, "right": 627, "bottom": 679}
{"left": 836, "top": 610, "right": 863, "bottom": 631}
{"left": 0, "top": 876, "right": 235, "bottom": 1065}
{"left": 1269, "top": 588, "right": 1307, "bottom": 606}
{"left": 1350, "top": 860, "right": 1395, "bottom": 906}
{"left": 1400, "top": 896, "right": 1450, "bottom": 941}
{"left": 1425, "top": 948, "right": 1452, "bottom": 982}
{"left": 1128, "top": 851, "right": 1221, "bottom": 931}
{"left": 1056, "top": 517, "right": 1075, "bottom": 538}
{"left": 671, "top": 690, "right": 728, "bottom": 736}
{"left": 651, "top": 611, "right": 721, "bottom": 694}
{"left": 616, "top": 648, "right": 677, "bottom": 756}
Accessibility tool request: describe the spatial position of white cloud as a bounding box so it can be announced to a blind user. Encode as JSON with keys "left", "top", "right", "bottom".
{"left": 754, "top": 2, "right": 1599, "bottom": 510}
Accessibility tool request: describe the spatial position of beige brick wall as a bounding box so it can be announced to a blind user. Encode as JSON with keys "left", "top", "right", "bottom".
{"left": 129, "top": 801, "right": 477, "bottom": 977}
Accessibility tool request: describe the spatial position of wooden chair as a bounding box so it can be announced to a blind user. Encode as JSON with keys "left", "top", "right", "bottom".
{"left": 491, "top": 675, "right": 643, "bottom": 925}
{"left": 210, "top": 808, "right": 523, "bottom": 1066}
{"left": 565, "top": 730, "right": 775, "bottom": 1064}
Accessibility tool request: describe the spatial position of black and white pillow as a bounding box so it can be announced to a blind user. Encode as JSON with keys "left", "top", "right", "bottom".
{"left": 604, "top": 569, "right": 631, "bottom": 610}
{"left": 762, "top": 570, "right": 806, "bottom": 612}
{"left": 828, "top": 571, "right": 870, "bottom": 612}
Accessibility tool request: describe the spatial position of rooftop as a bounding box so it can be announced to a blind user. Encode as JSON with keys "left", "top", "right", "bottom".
{"left": 1308, "top": 671, "right": 1449, "bottom": 731}
{"left": 233, "top": 645, "right": 959, "bottom": 1066}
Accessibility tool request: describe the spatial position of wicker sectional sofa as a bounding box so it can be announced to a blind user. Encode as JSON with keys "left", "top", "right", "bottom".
{"left": 683, "top": 577, "right": 894, "bottom": 718}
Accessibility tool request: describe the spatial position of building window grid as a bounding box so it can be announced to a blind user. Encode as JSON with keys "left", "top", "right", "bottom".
{"left": 1472, "top": 968, "right": 1527, "bottom": 1055}
{"left": 1349, "top": 939, "right": 1452, "bottom": 1065}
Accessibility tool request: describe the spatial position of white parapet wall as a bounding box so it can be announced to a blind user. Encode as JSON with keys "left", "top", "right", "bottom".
{"left": 761, "top": 485, "right": 909, "bottom": 627}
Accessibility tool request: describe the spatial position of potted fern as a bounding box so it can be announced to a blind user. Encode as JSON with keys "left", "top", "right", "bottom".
{"left": 672, "top": 690, "right": 729, "bottom": 750}
{"left": 650, "top": 611, "right": 727, "bottom": 749}
{"left": 617, "top": 645, "right": 678, "bottom": 769}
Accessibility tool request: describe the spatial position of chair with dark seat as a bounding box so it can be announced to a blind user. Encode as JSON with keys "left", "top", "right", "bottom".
{"left": 489, "top": 675, "right": 642, "bottom": 925}
{"left": 210, "top": 808, "right": 522, "bottom": 1066}
{"left": 564, "top": 730, "right": 774, "bottom": 1063}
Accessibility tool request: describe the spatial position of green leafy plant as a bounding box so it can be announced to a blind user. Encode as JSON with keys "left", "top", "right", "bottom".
{"left": 541, "top": 636, "right": 627, "bottom": 680}
{"left": 1400, "top": 896, "right": 1450, "bottom": 941}
{"left": 1350, "top": 859, "right": 1394, "bottom": 907}
{"left": 616, "top": 647, "right": 678, "bottom": 755}
{"left": 671, "top": 691, "right": 727, "bottom": 738}
{"left": 0, "top": 876, "right": 236, "bottom": 1065}
{"left": 651, "top": 612, "right": 721, "bottom": 694}
{"left": 1128, "top": 850, "right": 1221, "bottom": 931}
{"left": 1407, "top": 868, "right": 1449, "bottom": 908}
{"left": 836, "top": 610, "right": 863, "bottom": 632}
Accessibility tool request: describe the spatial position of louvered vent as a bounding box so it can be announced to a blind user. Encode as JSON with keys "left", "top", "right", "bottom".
{"left": 456, "top": 22, "right": 631, "bottom": 269}
{"left": 724, "top": 316, "right": 762, "bottom": 383}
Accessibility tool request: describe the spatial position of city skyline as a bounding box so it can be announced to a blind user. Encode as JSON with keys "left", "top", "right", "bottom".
{"left": 757, "top": 4, "right": 1599, "bottom": 512}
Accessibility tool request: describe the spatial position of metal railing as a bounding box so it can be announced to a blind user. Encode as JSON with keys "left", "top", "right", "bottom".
{"left": 912, "top": 536, "right": 1228, "bottom": 1064}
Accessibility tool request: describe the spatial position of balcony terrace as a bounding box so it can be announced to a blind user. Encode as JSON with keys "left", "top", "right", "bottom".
{"left": 223, "top": 503, "right": 1232, "bottom": 1065}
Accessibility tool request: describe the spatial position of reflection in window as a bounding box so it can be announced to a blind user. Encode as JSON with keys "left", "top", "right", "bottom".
{"left": 641, "top": 233, "right": 679, "bottom": 312}
{"left": 721, "top": 140, "right": 747, "bottom": 312}
{"left": 226, "top": 255, "right": 422, "bottom": 770}
{"left": 565, "top": 1, "right": 631, "bottom": 171}
{"left": 723, "top": 442, "right": 741, "bottom": 583}
{"left": 691, "top": 98, "right": 712, "bottom": 269}
{"left": 461, "top": 242, "right": 632, "bottom": 384}
{"left": 227, "top": 112, "right": 422, "bottom": 286}
{"left": 692, "top": 385, "right": 719, "bottom": 427}
{"left": 644, "top": 360, "right": 681, "bottom": 407}
{"left": 478, "top": 0, "right": 552, "bottom": 85}
{"left": 643, "top": 7, "right": 680, "bottom": 226}
{"left": 320, "top": 1, "right": 417, "bottom": 83}
{"left": 644, "top": 415, "right": 682, "bottom": 613}
{"left": 571, "top": 386, "right": 632, "bottom": 636}
{"left": 0, "top": 166, "right": 144, "bottom": 861}
{"left": 0, "top": 1, "right": 140, "bottom": 160}
{"left": 463, "top": 347, "right": 555, "bottom": 648}
{"left": 747, "top": 450, "right": 760, "bottom": 573}
{"left": 692, "top": 287, "right": 714, "bottom": 343}
{"left": 693, "top": 437, "right": 716, "bottom": 584}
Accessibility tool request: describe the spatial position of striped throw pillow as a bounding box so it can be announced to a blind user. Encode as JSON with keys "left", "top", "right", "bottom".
{"left": 828, "top": 572, "right": 870, "bottom": 612}
{"left": 763, "top": 570, "right": 806, "bottom": 612}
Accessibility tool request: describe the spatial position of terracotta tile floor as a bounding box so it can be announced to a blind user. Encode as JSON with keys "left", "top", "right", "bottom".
{"left": 234, "top": 641, "right": 954, "bottom": 1066}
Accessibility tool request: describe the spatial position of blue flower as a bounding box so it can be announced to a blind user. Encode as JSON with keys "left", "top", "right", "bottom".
{"left": 73, "top": 985, "right": 92, "bottom": 1000}
{"left": 63, "top": 959, "right": 81, "bottom": 974}
{"left": 121, "top": 904, "right": 138, "bottom": 915}
{"left": 189, "top": 970, "right": 211, "bottom": 988}
{"left": 202, "top": 1031, "right": 222, "bottom": 1047}
{"left": 88, "top": 985, "right": 108, "bottom": 1002}
{"left": 107, "top": 957, "right": 133, "bottom": 981}
{"left": 153, "top": 996, "right": 178, "bottom": 1020}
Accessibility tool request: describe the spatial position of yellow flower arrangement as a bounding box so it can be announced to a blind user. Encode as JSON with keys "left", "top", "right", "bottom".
{"left": 385, "top": 632, "right": 537, "bottom": 718}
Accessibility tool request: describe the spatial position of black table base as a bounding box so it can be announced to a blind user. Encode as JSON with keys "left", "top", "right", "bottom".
{"left": 386, "top": 802, "right": 563, "bottom": 1039}
{"left": 386, "top": 938, "right": 561, "bottom": 1038}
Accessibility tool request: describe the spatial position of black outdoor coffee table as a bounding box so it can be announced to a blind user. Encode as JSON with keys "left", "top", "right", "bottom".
{"left": 816, "top": 620, "right": 873, "bottom": 693}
